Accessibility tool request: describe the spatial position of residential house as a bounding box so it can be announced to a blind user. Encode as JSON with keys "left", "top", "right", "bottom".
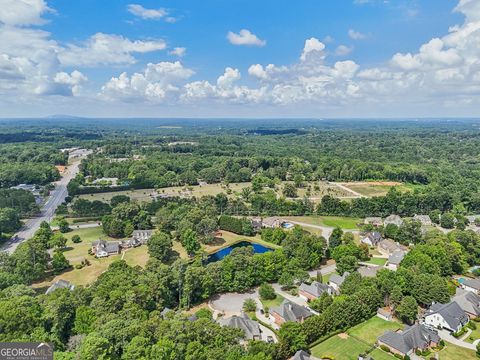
{"left": 384, "top": 215, "right": 403, "bottom": 227}
{"left": 219, "top": 313, "right": 262, "bottom": 340}
{"left": 290, "top": 350, "right": 312, "bottom": 360}
{"left": 462, "top": 278, "right": 480, "bottom": 295}
{"left": 361, "top": 232, "right": 383, "bottom": 247}
{"left": 132, "top": 229, "right": 154, "bottom": 244}
{"left": 364, "top": 217, "right": 383, "bottom": 227}
{"left": 423, "top": 301, "right": 469, "bottom": 332}
{"left": 262, "top": 217, "right": 283, "bottom": 228}
{"left": 385, "top": 250, "right": 406, "bottom": 271}
{"left": 358, "top": 266, "right": 380, "bottom": 278}
{"left": 453, "top": 288, "right": 480, "bottom": 318}
{"left": 377, "top": 239, "right": 406, "bottom": 257}
{"left": 412, "top": 215, "right": 432, "bottom": 226}
{"left": 298, "top": 281, "right": 334, "bottom": 301}
{"left": 377, "top": 308, "right": 393, "bottom": 321}
{"left": 270, "top": 300, "right": 314, "bottom": 325}
{"left": 328, "top": 272, "right": 349, "bottom": 293}
{"left": 45, "top": 279, "right": 75, "bottom": 295}
{"left": 160, "top": 307, "right": 173, "bottom": 319}
{"left": 251, "top": 217, "right": 263, "bottom": 232}
{"left": 466, "top": 215, "right": 480, "bottom": 225}
{"left": 91, "top": 240, "right": 121, "bottom": 258}
{"left": 377, "top": 324, "right": 440, "bottom": 357}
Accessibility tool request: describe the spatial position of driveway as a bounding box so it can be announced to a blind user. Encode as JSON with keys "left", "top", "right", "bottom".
{"left": 437, "top": 329, "right": 476, "bottom": 350}
{"left": 210, "top": 290, "right": 259, "bottom": 317}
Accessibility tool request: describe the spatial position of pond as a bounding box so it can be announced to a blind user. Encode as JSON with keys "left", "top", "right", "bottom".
{"left": 206, "top": 241, "right": 273, "bottom": 263}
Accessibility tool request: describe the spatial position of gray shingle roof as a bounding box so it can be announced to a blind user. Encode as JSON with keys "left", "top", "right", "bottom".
{"left": 219, "top": 313, "right": 261, "bottom": 339}
{"left": 45, "top": 279, "right": 74, "bottom": 294}
{"left": 427, "top": 302, "right": 469, "bottom": 330}
{"left": 291, "top": 350, "right": 311, "bottom": 360}
{"left": 329, "top": 272, "right": 349, "bottom": 287}
{"left": 464, "top": 278, "right": 480, "bottom": 290}
{"left": 454, "top": 289, "right": 480, "bottom": 316}
{"left": 388, "top": 250, "right": 406, "bottom": 266}
{"left": 378, "top": 324, "right": 440, "bottom": 355}
{"left": 358, "top": 266, "right": 380, "bottom": 278}
{"left": 363, "top": 232, "right": 383, "bottom": 245}
{"left": 384, "top": 215, "right": 403, "bottom": 227}
{"left": 299, "top": 281, "right": 332, "bottom": 298}
{"left": 270, "top": 300, "right": 313, "bottom": 322}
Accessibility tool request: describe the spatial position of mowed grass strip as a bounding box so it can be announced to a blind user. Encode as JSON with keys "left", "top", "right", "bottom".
{"left": 284, "top": 215, "right": 361, "bottom": 230}
{"left": 310, "top": 334, "right": 371, "bottom": 360}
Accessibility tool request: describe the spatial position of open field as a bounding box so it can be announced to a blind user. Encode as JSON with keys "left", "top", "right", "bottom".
{"left": 347, "top": 316, "right": 402, "bottom": 345}
{"left": 338, "top": 181, "right": 411, "bottom": 197}
{"left": 78, "top": 181, "right": 352, "bottom": 203}
{"left": 368, "top": 348, "right": 397, "bottom": 360}
{"left": 365, "top": 257, "right": 388, "bottom": 266}
{"left": 284, "top": 215, "right": 361, "bottom": 230}
{"left": 435, "top": 342, "right": 477, "bottom": 359}
{"left": 311, "top": 333, "right": 371, "bottom": 360}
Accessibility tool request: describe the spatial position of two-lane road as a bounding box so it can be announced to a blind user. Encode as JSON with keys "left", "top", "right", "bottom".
{"left": 2, "top": 152, "right": 89, "bottom": 254}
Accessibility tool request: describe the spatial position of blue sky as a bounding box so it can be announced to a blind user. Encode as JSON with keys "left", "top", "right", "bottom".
{"left": 0, "top": 0, "right": 478, "bottom": 118}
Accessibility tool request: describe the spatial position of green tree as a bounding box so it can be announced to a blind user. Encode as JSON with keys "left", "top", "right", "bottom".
{"left": 52, "top": 250, "right": 70, "bottom": 274}
{"left": 71, "top": 235, "right": 82, "bottom": 243}
{"left": 278, "top": 321, "right": 307, "bottom": 357}
{"left": 49, "top": 233, "right": 67, "bottom": 249}
{"left": 122, "top": 336, "right": 150, "bottom": 360}
{"left": 336, "top": 255, "right": 358, "bottom": 275}
{"left": 283, "top": 183, "right": 298, "bottom": 198}
{"left": 78, "top": 332, "right": 112, "bottom": 360}
{"left": 58, "top": 218, "right": 71, "bottom": 233}
{"left": 329, "top": 227, "right": 343, "bottom": 249}
{"left": 147, "top": 232, "right": 173, "bottom": 262}
{"left": 181, "top": 229, "right": 200, "bottom": 256}
{"left": 395, "top": 296, "right": 418, "bottom": 324}
{"left": 441, "top": 213, "right": 456, "bottom": 229}
{"left": 243, "top": 298, "right": 257, "bottom": 312}
{"left": 259, "top": 283, "right": 276, "bottom": 300}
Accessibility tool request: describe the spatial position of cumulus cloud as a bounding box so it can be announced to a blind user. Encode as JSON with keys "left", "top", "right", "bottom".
{"left": 101, "top": 61, "right": 194, "bottom": 101}
{"left": 348, "top": 29, "right": 367, "bottom": 40}
{"left": 0, "top": 0, "right": 51, "bottom": 26}
{"left": 335, "top": 45, "right": 354, "bottom": 56}
{"left": 59, "top": 33, "right": 167, "bottom": 67}
{"left": 127, "top": 4, "right": 177, "bottom": 22}
{"left": 300, "top": 38, "right": 326, "bottom": 61}
{"left": 227, "top": 29, "right": 266, "bottom": 46}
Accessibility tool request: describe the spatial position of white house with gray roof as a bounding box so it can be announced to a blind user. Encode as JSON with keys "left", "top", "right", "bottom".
{"left": 219, "top": 313, "right": 262, "bottom": 340}
{"left": 364, "top": 217, "right": 383, "bottom": 227}
{"left": 386, "top": 250, "right": 406, "bottom": 271}
{"left": 423, "top": 301, "right": 469, "bottom": 332}
{"left": 462, "top": 278, "right": 480, "bottom": 295}
{"left": 361, "top": 232, "right": 383, "bottom": 247}
{"left": 328, "top": 272, "right": 349, "bottom": 293}
{"left": 412, "top": 215, "right": 432, "bottom": 226}
{"left": 377, "top": 324, "right": 440, "bottom": 357}
{"left": 454, "top": 288, "right": 480, "bottom": 318}
{"left": 92, "top": 239, "right": 121, "bottom": 258}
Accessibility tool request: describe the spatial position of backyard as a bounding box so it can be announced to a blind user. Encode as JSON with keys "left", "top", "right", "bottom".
{"left": 284, "top": 215, "right": 361, "bottom": 230}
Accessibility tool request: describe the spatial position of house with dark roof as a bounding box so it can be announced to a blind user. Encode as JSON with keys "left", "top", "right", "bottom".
{"left": 424, "top": 301, "right": 469, "bottom": 332}
{"left": 270, "top": 300, "right": 314, "bottom": 325}
{"left": 45, "top": 279, "right": 75, "bottom": 295}
{"left": 328, "top": 272, "right": 349, "bottom": 293}
{"left": 377, "top": 324, "right": 440, "bottom": 357}
{"left": 290, "top": 350, "right": 312, "bottom": 360}
{"left": 91, "top": 239, "right": 120, "bottom": 258}
{"left": 386, "top": 250, "right": 406, "bottom": 271}
{"left": 361, "top": 232, "right": 383, "bottom": 247}
{"left": 453, "top": 288, "right": 480, "bottom": 318}
{"left": 384, "top": 215, "right": 403, "bottom": 227}
{"left": 298, "top": 281, "right": 334, "bottom": 301}
{"left": 219, "top": 313, "right": 262, "bottom": 340}
{"left": 462, "top": 278, "right": 480, "bottom": 295}
{"left": 262, "top": 217, "right": 282, "bottom": 228}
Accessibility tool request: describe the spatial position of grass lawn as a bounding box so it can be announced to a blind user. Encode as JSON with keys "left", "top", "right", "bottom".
{"left": 284, "top": 215, "right": 361, "bottom": 230}
{"left": 365, "top": 257, "right": 388, "bottom": 266}
{"left": 347, "top": 316, "right": 402, "bottom": 345}
{"left": 311, "top": 334, "right": 371, "bottom": 360}
{"left": 465, "top": 326, "right": 480, "bottom": 343}
{"left": 261, "top": 294, "right": 285, "bottom": 311}
{"left": 435, "top": 342, "right": 477, "bottom": 359}
{"left": 369, "top": 348, "right": 397, "bottom": 360}
{"left": 32, "top": 227, "right": 150, "bottom": 288}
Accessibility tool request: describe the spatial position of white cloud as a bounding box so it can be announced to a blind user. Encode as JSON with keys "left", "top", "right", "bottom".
{"left": 169, "top": 47, "right": 186, "bottom": 57}
{"left": 300, "top": 38, "right": 326, "bottom": 61}
{"left": 59, "top": 33, "right": 167, "bottom": 67}
{"left": 0, "top": 0, "right": 51, "bottom": 26}
{"left": 335, "top": 45, "right": 354, "bottom": 56}
{"left": 127, "top": 4, "right": 170, "bottom": 20}
{"left": 248, "top": 64, "right": 267, "bottom": 79}
{"left": 348, "top": 29, "right": 367, "bottom": 40}
{"left": 101, "top": 61, "right": 194, "bottom": 101}
{"left": 227, "top": 29, "right": 266, "bottom": 47}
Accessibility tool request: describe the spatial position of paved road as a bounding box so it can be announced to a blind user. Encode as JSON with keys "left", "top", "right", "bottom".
{"left": 2, "top": 152, "right": 89, "bottom": 254}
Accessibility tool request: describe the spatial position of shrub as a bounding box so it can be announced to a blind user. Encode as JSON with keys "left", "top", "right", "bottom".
{"left": 469, "top": 321, "right": 477, "bottom": 330}
{"left": 380, "top": 345, "right": 391, "bottom": 353}
{"left": 259, "top": 283, "right": 276, "bottom": 300}
{"left": 72, "top": 235, "right": 82, "bottom": 243}
{"left": 243, "top": 298, "right": 256, "bottom": 312}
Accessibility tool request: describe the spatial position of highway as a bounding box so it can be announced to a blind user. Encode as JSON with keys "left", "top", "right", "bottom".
{"left": 2, "top": 149, "right": 90, "bottom": 254}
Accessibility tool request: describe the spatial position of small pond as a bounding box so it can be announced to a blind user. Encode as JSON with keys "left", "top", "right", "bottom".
{"left": 206, "top": 241, "right": 273, "bottom": 263}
